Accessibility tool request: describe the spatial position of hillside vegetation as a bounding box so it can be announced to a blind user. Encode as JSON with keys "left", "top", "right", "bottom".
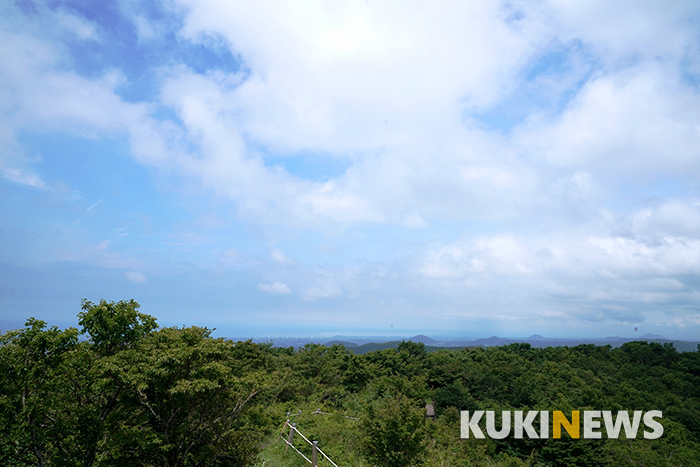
{"left": 1, "top": 299, "right": 699, "bottom": 466}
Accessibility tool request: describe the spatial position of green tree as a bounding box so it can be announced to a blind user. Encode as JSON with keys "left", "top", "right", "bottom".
{"left": 0, "top": 318, "right": 78, "bottom": 466}
{"left": 601, "top": 419, "right": 700, "bottom": 467}
{"left": 433, "top": 381, "right": 479, "bottom": 415}
{"left": 339, "top": 352, "right": 371, "bottom": 392}
{"left": 100, "top": 326, "right": 264, "bottom": 467}
{"left": 78, "top": 299, "right": 158, "bottom": 356}
{"left": 360, "top": 394, "right": 427, "bottom": 467}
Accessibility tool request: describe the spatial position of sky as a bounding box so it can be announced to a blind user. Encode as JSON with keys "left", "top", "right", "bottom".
{"left": 2, "top": 0, "right": 700, "bottom": 340}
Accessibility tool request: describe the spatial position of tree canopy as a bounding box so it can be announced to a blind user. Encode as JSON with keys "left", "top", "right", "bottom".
{"left": 1, "top": 300, "right": 699, "bottom": 466}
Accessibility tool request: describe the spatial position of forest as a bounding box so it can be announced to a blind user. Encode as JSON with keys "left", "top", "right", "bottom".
{"left": 1, "top": 299, "right": 699, "bottom": 467}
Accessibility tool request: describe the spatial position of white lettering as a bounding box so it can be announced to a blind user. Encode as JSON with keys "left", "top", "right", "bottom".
{"left": 583, "top": 411, "right": 602, "bottom": 439}
{"left": 603, "top": 411, "right": 642, "bottom": 439}
{"left": 643, "top": 410, "right": 664, "bottom": 439}
{"left": 514, "top": 411, "right": 539, "bottom": 439}
{"left": 486, "top": 410, "right": 511, "bottom": 439}
{"left": 540, "top": 410, "right": 549, "bottom": 439}
{"left": 461, "top": 411, "right": 485, "bottom": 439}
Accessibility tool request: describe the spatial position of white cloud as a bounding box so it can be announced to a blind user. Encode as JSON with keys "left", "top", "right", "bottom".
{"left": 3, "top": 0, "right": 700, "bottom": 336}
{"left": 546, "top": 0, "right": 699, "bottom": 65}
{"left": 0, "top": 2, "right": 182, "bottom": 194}
{"left": 259, "top": 281, "right": 291, "bottom": 294}
{"left": 0, "top": 164, "right": 46, "bottom": 189}
{"left": 4, "top": 0, "right": 700, "bottom": 232}
{"left": 135, "top": 0, "right": 700, "bottom": 333}
{"left": 147, "top": 0, "right": 556, "bottom": 226}
{"left": 141, "top": 0, "right": 700, "bottom": 234}
{"left": 125, "top": 271, "right": 147, "bottom": 283}
{"left": 515, "top": 65, "right": 700, "bottom": 177}
{"left": 417, "top": 199, "right": 700, "bottom": 319}
{"left": 270, "top": 248, "right": 295, "bottom": 264}
{"left": 132, "top": 15, "right": 157, "bottom": 42}
{"left": 54, "top": 7, "right": 100, "bottom": 41}
{"left": 177, "top": 0, "right": 542, "bottom": 118}
{"left": 623, "top": 199, "right": 700, "bottom": 239}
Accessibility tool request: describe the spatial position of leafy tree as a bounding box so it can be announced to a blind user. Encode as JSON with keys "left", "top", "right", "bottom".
{"left": 4, "top": 300, "right": 700, "bottom": 467}
{"left": 99, "top": 326, "right": 264, "bottom": 467}
{"left": 0, "top": 318, "right": 78, "bottom": 467}
{"left": 601, "top": 418, "right": 700, "bottom": 467}
{"left": 426, "top": 349, "right": 463, "bottom": 388}
{"left": 360, "top": 394, "right": 427, "bottom": 467}
{"left": 397, "top": 340, "right": 427, "bottom": 360}
{"left": 433, "top": 381, "right": 479, "bottom": 415}
{"left": 339, "top": 352, "right": 371, "bottom": 392}
{"left": 78, "top": 299, "right": 158, "bottom": 356}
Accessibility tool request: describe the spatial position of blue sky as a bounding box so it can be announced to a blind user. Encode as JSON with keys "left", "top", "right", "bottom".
{"left": 2, "top": 0, "right": 700, "bottom": 340}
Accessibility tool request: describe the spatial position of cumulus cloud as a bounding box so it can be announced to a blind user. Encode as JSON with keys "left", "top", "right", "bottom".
{"left": 0, "top": 2, "right": 181, "bottom": 191}
{"left": 7, "top": 0, "right": 697, "bottom": 231}
{"left": 146, "top": 0, "right": 554, "bottom": 226}
{"left": 417, "top": 198, "right": 700, "bottom": 326}
{"left": 620, "top": 199, "right": 700, "bottom": 239}
{"left": 130, "top": 0, "right": 700, "bottom": 235}
{"left": 515, "top": 65, "right": 700, "bottom": 177}
{"left": 3, "top": 0, "right": 700, "bottom": 336}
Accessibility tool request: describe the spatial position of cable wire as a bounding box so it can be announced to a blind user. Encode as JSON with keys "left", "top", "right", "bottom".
{"left": 280, "top": 437, "right": 312, "bottom": 464}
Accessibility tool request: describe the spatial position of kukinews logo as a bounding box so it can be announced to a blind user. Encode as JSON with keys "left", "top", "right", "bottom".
{"left": 461, "top": 410, "right": 663, "bottom": 440}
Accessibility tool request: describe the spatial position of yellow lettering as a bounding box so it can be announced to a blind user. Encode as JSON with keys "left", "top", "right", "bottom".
{"left": 553, "top": 411, "right": 580, "bottom": 439}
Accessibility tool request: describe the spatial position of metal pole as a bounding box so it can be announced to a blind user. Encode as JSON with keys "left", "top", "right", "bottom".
{"left": 286, "top": 422, "right": 296, "bottom": 451}
{"left": 312, "top": 440, "right": 318, "bottom": 466}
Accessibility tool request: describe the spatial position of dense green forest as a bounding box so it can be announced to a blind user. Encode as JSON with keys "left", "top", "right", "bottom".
{"left": 1, "top": 300, "right": 699, "bottom": 467}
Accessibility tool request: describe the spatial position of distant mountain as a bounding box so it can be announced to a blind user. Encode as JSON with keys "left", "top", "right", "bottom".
{"left": 274, "top": 332, "right": 699, "bottom": 353}
{"left": 323, "top": 340, "right": 358, "bottom": 347}
{"left": 407, "top": 335, "right": 438, "bottom": 344}
{"left": 641, "top": 333, "right": 667, "bottom": 340}
{"left": 471, "top": 336, "right": 508, "bottom": 346}
{"left": 352, "top": 341, "right": 401, "bottom": 354}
